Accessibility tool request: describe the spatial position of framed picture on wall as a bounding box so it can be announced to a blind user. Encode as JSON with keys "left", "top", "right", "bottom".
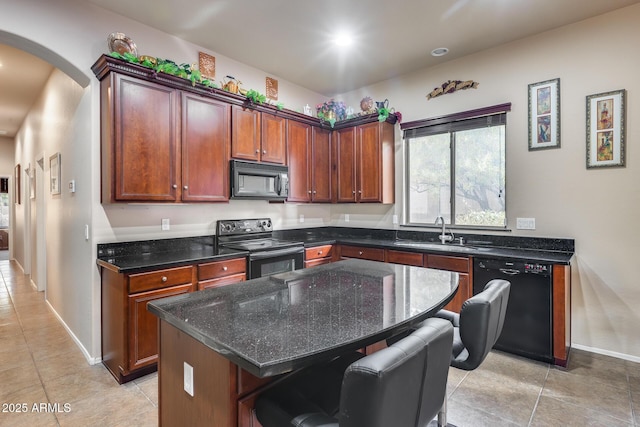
{"left": 586, "top": 89, "right": 626, "bottom": 169}
{"left": 14, "top": 164, "right": 20, "bottom": 205}
{"left": 50, "top": 152, "right": 61, "bottom": 195}
{"left": 528, "top": 78, "right": 560, "bottom": 150}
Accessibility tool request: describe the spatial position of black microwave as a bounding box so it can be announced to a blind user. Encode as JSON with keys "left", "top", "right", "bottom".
{"left": 230, "top": 160, "right": 289, "bottom": 201}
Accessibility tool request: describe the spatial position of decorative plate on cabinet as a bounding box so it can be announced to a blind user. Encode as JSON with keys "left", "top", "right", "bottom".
{"left": 107, "top": 32, "right": 138, "bottom": 57}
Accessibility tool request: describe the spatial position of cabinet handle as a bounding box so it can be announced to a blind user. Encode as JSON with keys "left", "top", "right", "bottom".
{"left": 161, "top": 276, "right": 168, "bottom": 282}
{"left": 223, "top": 266, "right": 228, "bottom": 271}
{"left": 183, "top": 185, "right": 188, "bottom": 190}
{"left": 172, "top": 184, "right": 177, "bottom": 189}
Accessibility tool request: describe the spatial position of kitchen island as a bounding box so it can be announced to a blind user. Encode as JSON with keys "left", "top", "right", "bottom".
{"left": 148, "top": 259, "right": 459, "bottom": 426}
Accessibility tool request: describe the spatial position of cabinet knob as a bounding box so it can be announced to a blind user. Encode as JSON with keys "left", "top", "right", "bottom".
{"left": 313, "top": 191, "right": 317, "bottom": 194}
{"left": 318, "top": 250, "right": 323, "bottom": 255}
{"left": 308, "top": 190, "right": 312, "bottom": 194}
{"left": 172, "top": 184, "right": 177, "bottom": 189}
{"left": 161, "top": 276, "right": 168, "bottom": 282}
{"left": 262, "top": 150, "right": 267, "bottom": 154}
{"left": 223, "top": 266, "right": 228, "bottom": 271}
{"left": 358, "top": 190, "right": 362, "bottom": 194}
{"left": 352, "top": 190, "right": 356, "bottom": 194}
{"left": 183, "top": 185, "right": 188, "bottom": 190}
{"left": 255, "top": 149, "right": 260, "bottom": 153}
{"left": 359, "top": 251, "right": 363, "bottom": 255}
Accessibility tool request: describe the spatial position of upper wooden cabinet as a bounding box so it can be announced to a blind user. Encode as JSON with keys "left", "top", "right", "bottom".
{"left": 231, "top": 106, "right": 286, "bottom": 164}
{"left": 334, "top": 121, "right": 394, "bottom": 203}
{"left": 99, "top": 73, "right": 230, "bottom": 203}
{"left": 286, "top": 120, "right": 311, "bottom": 202}
{"left": 102, "top": 73, "right": 179, "bottom": 202}
{"left": 181, "top": 94, "right": 231, "bottom": 202}
{"left": 311, "top": 127, "right": 332, "bottom": 202}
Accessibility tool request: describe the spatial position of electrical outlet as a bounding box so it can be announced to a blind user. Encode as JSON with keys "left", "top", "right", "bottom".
{"left": 161, "top": 218, "right": 170, "bottom": 231}
{"left": 345, "top": 214, "right": 350, "bottom": 222}
{"left": 516, "top": 217, "right": 536, "bottom": 230}
{"left": 299, "top": 214, "right": 304, "bottom": 223}
{"left": 184, "top": 362, "right": 194, "bottom": 396}
{"left": 392, "top": 215, "right": 398, "bottom": 225}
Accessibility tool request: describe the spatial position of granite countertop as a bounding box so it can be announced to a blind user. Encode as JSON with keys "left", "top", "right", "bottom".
{"left": 147, "top": 259, "right": 459, "bottom": 377}
{"left": 96, "top": 236, "right": 248, "bottom": 273}
{"left": 97, "top": 226, "right": 575, "bottom": 273}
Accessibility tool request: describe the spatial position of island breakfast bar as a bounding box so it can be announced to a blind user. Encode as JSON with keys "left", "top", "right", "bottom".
{"left": 148, "top": 259, "right": 459, "bottom": 426}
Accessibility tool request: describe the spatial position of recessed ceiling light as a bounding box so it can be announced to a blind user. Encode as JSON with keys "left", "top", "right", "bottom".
{"left": 431, "top": 47, "right": 449, "bottom": 57}
{"left": 333, "top": 32, "right": 354, "bottom": 47}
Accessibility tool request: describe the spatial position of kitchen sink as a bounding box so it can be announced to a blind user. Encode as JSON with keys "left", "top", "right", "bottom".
{"left": 393, "top": 240, "right": 493, "bottom": 253}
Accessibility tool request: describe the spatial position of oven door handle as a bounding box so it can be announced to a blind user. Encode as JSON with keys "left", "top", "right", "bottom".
{"left": 249, "top": 246, "right": 304, "bottom": 260}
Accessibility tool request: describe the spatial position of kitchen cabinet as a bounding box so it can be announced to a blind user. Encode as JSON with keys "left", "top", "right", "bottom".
{"left": 287, "top": 124, "right": 332, "bottom": 203}
{"left": 99, "top": 73, "right": 231, "bottom": 202}
{"left": 100, "top": 73, "right": 178, "bottom": 202}
{"left": 334, "top": 121, "right": 394, "bottom": 203}
{"left": 231, "top": 106, "right": 286, "bottom": 164}
{"left": 385, "top": 249, "right": 424, "bottom": 267}
{"left": 425, "top": 254, "right": 472, "bottom": 313}
{"left": 339, "top": 245, "right": 385, "bottom": 261}
{"left": 101, "top": 265, "right": 196, "bottom": 383}
{"left": 304, "top": 244, "right": 335, "bottom": 268}
{"left": 198, "top": 257, "right": 246, "bottom": 290}
{"left": 286, "top": 120, "right": 312, "bottom": 202}
{"left": 182, "top": 93, "right": 231, "bottom": 201}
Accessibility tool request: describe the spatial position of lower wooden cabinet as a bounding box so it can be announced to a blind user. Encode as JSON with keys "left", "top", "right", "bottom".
{"left": 304, "top": 244, "right": 335, "bottom": 268}
{"left": 339, "top": 244, "right": 385, "bottom": 261}
{"left": 425, "top": 254, "right": 472, "bottom": 313}
{"left": 385, "top": 249, "right": 424, "bottom": 267}
{"left": 101, "top": 265, "right": 196, "bottom": 383}
{"left": 198, "top": 257, "right": 247, "bottom": 290}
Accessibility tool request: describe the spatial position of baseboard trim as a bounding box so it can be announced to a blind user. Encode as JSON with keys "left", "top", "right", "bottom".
{"left": 571, "top": 343, "right": 640, "bottom": 364}
{"left": 45, "top": 299, "right": 102, "bottom": 365}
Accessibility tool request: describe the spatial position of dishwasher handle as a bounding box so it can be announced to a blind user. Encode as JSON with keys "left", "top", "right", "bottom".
{"left": 499, "top": 268, "right": 521, "bottom": 276}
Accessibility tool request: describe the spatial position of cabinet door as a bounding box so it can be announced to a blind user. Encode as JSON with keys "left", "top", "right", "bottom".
{"left": 128, "top": 283, "right": 193, "bottom": 371}
{"left": 182, "top": 94, "right": 230, "bottom": 202}
{"left": 356, "top": 122, "right": 382, "bottom": 203}
{"left": 442, "top": 273, "right": 471, "bottom": 313}
{"left": 287, "top": 120, "right": 311, "bottom": 202}
{"left": 231, "top": 106, "right": 261, "bottom": 161}
{"left": 113, "top": 74, "right": 178, "bottom": 201}
{"left": 311, "top": 127, "right": 332, "bottom": 202}
{"left": 261, "top": 113, "right": 286, "bottom": 164}
{"left": 334, "top": 127, "right": 357, "bottom": 202}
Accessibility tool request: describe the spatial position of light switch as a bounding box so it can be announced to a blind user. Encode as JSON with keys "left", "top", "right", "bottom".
{"left": 516, "top": 217, "right": 536, "bottom": 230}
{"left": 161, "top": 218, "right": 170, "bottom": 231}
{"left": 184, "top": 362, "right": 194, "bottom": 396}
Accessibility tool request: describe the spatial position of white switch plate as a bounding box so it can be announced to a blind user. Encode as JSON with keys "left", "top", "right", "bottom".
{"left": 299, "top": 214, "right": 304, "bottom": 223}
{"left": 345, "top": 214, "right": 350, "bottom": 222}
{"left": 161, "top": 218, "right": 170, "bottom": 231}
{"left": 184, "top": 362, "right": 194, "bottom": 396}
{"left": 516, "top": 217, "right": 536, "bottom": 230}
{"left": 392, "top": 215, "right": 398, "bottom": 225}
{"left": 68, "top": 180, "right": 76, "bottom": 193}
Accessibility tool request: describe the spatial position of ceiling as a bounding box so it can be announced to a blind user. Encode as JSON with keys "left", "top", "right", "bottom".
{"left": 1, "top": 0, "right": 639, "bottom": 138}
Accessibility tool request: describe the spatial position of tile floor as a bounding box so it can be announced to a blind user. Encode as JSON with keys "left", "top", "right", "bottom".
{"left": 0, "top": 258, "right": 638, "bottom": 426}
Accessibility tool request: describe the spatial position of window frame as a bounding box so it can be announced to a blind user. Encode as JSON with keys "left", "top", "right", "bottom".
{"left": 401, "top": 103, "right": 511, "bottom": 231}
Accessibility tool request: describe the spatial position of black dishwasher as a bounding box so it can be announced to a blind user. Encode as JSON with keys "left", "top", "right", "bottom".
{"left": 473, "top": 258, "right": 553, "bottom": 363}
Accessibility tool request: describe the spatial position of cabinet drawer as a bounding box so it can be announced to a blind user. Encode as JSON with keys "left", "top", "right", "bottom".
{"left": 386, "top": 250, "right": 424, "bottom": 267}
{"left": 304, "top": 258, "right": 333, "bottom": 268}
{"left": 128, "top": 266, "right": 193, "bottom": 294}
{"left": 305, "top": 245, "right": 334, "bottom": 261}
{"left": 340, "top": 245, "right": 385, "bottom": 261}
{"left": 198, "top": 258, "right": 246, "bottom": 281}
{"left": 426, "top": 254, "right": 470, "bottom": 273}
{"left": 198, "top": 273, "right": 246, "bottom": 291}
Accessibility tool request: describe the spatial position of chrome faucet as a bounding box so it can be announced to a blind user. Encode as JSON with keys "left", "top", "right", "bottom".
{"left": 434, "top": 216, "right": 454, "bottom": 244}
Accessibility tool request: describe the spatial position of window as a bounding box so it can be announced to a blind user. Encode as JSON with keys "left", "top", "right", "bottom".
{"left": 403, "top": 104, "right": 510, "bottom": 228}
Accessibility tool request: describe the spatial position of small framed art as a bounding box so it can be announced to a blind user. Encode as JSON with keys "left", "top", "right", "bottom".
{"left": 528, "top": 78, "right": 560, "bottom": 150}
{"left": 50, "top": 152, "right": 61, "bottom": 195}
{"left": 586, "top": 89, "right": 626, "bottom": 169}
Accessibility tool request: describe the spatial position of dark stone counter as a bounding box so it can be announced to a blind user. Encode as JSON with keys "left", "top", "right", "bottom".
{"left": 96, "top": 236, "right": 247, "bottom": 273}
{"left": 147, "top": 259, "right": 459, "bottom": 377}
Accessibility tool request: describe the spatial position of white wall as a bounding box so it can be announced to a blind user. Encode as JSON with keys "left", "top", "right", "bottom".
{"left": 336, "top": 6, "right": 640, "bottom": 360}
